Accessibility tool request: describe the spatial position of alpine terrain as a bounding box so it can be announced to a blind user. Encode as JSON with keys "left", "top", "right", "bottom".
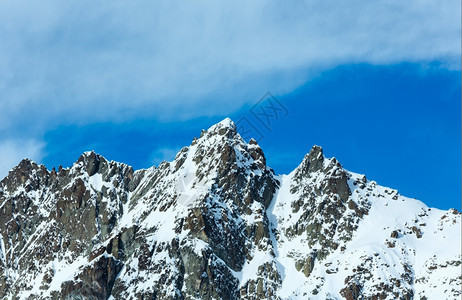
{"left": 0, "top": 118, "right": 460, "bottom": 299}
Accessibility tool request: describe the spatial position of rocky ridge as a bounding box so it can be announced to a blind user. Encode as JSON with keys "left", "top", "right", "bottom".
{"left": 0, "top": 118, "right": 460, "bottom": 299}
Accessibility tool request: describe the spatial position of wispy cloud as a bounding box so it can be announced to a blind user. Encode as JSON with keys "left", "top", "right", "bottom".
{"left": 0, "top": 139, "right": 45, "bottom": 178}
{"left": 0, "top": 0, "right": 459, "bottom": 131}
{"left": 0, "top": 0, "right": 459, "bottom": 175}
{"left": 149, "top": 147, "right": 182, "bottom": 166}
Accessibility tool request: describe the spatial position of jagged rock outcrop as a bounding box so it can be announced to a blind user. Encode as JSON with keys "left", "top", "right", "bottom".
{"left": 0, "top": 118, "right": 460, "bottom": 299}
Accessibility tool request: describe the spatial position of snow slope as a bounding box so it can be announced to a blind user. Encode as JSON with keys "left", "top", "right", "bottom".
{"left": 0, "top": 118, "right": 460, "bottom": 299}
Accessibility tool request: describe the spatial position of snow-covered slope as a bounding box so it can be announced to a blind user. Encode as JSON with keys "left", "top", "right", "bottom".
{"left": 0, "top": 118, "right": 460, "bottom": 299}
{"left": 270, "top": 164, "right": 460, "bottom": 299}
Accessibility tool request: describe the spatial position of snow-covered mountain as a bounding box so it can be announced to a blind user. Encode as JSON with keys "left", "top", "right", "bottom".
{"left": 0, "top": 118, "right": 460, "bottom": 299}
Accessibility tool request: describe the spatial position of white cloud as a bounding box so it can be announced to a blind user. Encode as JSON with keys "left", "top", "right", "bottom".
{"left": 150, "top": 147, "right": 181, "bottom": 166}
{"left": 0, "top": 139, "right": 45, "bottom": 179}
{"left": 0, "top": 0, "right": 459, "bottom": 131}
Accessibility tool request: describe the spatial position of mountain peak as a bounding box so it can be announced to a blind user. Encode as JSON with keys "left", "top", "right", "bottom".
{"left": 76, "top": 150, "right": 109, "bottom": 176}
{"left": 206, "top": 117, "right": 237, "bottom": 134}
{"left": 0, "top": 120, "right": 459, "bottom": 300}
{"left": 216, "top": 117, "right": 235, "bottom": 128}
{"left": 193, "top": 118, "right": 241, "bottom": 149}
{"left": 295, "top": 144, "right": 326, "bottom": 175}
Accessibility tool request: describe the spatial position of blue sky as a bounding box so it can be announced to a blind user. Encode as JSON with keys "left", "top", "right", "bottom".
{"left": 0, "top": 1, "right": 460, "bottom": 210}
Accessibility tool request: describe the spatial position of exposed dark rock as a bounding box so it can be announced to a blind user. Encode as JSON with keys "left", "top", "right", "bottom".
{"left": 61, "top": 254, "right": 123, "bottom": 299}
{"left": 411, "top": 226, "right": 423, "bottom": 238}
{"left": 0, "top": 119, "right": 458, "bottom": 300}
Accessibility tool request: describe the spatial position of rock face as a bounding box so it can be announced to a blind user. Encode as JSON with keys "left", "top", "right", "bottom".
{"left": 0, "top": 118, "right": 460, "bottom": 299}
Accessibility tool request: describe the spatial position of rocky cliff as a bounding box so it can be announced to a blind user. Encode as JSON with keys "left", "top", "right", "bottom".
{"left": 0, "top": 118, "right": 460, "bottom": 299}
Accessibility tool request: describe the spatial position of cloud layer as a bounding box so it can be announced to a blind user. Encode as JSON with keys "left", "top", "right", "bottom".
{"left": 1, "top": 1, "right": 459, "bottom": 127}
{"left": 0, "top": 139, "right": 44, "bottom": 177}
{"left": 0, "top": 0, "right": 460, "bottom": 176}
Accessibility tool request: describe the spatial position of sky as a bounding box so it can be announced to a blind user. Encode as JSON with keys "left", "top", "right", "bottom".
{"left": 0, "top": 0, "right": 460, "bottom": 210}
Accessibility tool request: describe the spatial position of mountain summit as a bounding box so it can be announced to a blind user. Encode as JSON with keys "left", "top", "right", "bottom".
{"left": 0, "top": 119, "right": 460, "bottom": 299}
